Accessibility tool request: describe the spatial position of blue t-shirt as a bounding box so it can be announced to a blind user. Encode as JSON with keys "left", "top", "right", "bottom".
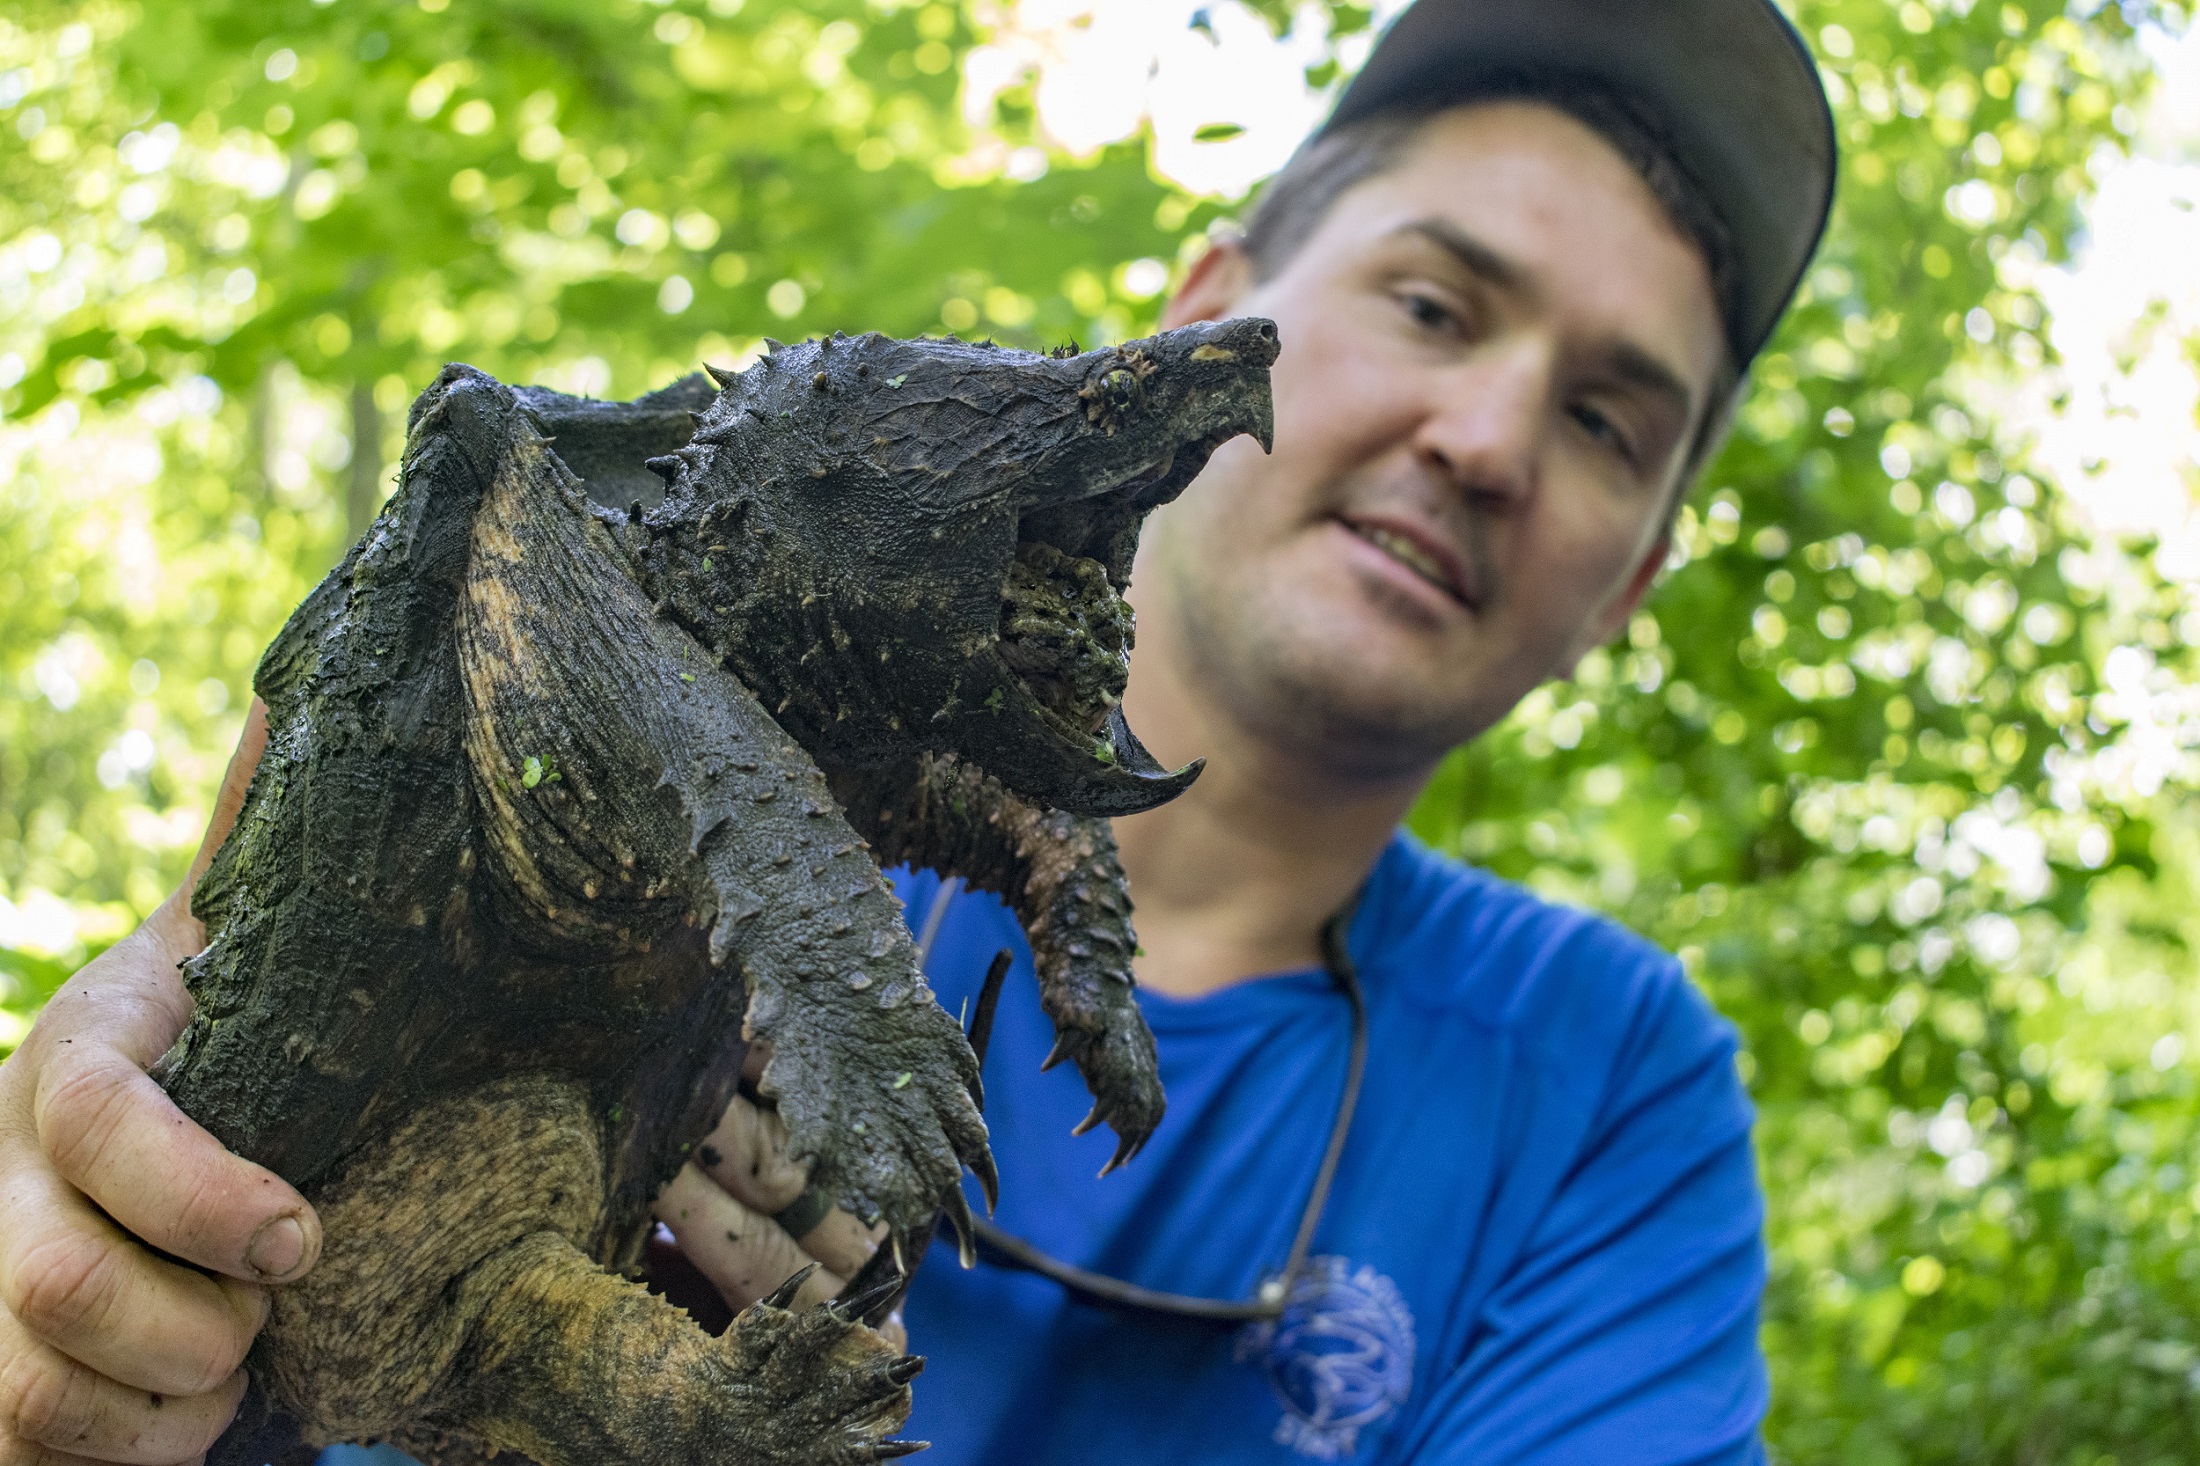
{"left": 896, "top": 834, "right": 1767, "bottom": 1464}
{"left": 318, "top": 833, "right": 1765, "bottom": 1466}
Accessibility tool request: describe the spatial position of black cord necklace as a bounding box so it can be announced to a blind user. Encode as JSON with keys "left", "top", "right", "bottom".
{"left": 918, "top": 879, "right": 1367, "bottom": 1323}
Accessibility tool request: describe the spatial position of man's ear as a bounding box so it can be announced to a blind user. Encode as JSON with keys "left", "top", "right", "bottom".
{"left": 1603, "top": 531, "right": 1670, "bottom": 640}
{"left": 1159, "top": 236, "right": 1254, "bottom": 331}
{"left": 1563, "top": 531, "right": 1670, "bottom": 672}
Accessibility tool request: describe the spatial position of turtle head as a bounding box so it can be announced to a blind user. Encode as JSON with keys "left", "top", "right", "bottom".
{"left": 639, "top": 317, "right": 1277, "bottom": 816}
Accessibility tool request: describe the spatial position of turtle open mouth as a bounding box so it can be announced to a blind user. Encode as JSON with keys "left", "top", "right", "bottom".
{"left": 999, "top": 540, "right": 1134, "bottom": 742}
{"left": 994, "top": 433, "right": 1229, "bottom": 750}
{"left": 998, "top": 537, "right": 1135, "bottom": 744}
{"left": 936, "top": 314, "right": 1276, "bottom": 818}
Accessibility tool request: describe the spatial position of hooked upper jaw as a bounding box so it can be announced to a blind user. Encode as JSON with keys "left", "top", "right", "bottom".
{"left": 1009, "top": 315, "right": 1280, "bottom": 596}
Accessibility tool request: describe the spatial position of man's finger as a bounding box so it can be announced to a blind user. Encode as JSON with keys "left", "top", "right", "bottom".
{"left": 0, "top": 1309, "right": 243, "bottom": 1465}
{"left": 693, "top": 1094, "right": 807, "bottom": 1215}
{"left": 14, "top": 832, "right": 320, "bottom": 1290}
{"left": 0, "top": 1168, "right": 265, "bottom": 1398}
{"left": 785, "top": 1202, "right": 888, "bottom": 1286}
{"left": 652, "top": 1165, "right": 842, "bottom": 1315}
{"left": 32, "top": 1043, "right": 318, "bottom": 1287}
{"left": 692, "top": 1095, "right": 890, "bottom": 1282}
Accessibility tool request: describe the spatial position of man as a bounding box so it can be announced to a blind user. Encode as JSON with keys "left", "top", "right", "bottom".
{"left": 0, "top": 0, "right": 1835, "bottom": 1460}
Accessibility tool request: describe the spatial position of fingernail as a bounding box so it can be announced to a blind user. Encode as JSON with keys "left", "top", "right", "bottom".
{"left": 247, "top": 1215, "right": 307, "bottom": 1279}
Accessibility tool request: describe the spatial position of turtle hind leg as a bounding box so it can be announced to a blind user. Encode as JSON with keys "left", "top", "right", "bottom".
{"left": 453, "top": 1236, "right": 922, "bottom": 1466}
{"left": 238, "top": 1075, "right": 918, "bottom": 1466}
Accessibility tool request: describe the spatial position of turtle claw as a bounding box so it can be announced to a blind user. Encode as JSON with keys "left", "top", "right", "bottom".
{"left": 971, "top": 1145, "right": 1000, "bottom": 1215}
{"left": 721, "top": 1263, "right": 917, "bottom": 1463}
{"left": 763, "top": 1262, "right": 819, "bottom": 1310}
{"left": 1096, "top": 1128, "right": 1143, "bottom": 1177}
{"left": 940, "top": 1185, "right": 978, "bottom": 1269}
{"left": 1040, "top": 1033, "right": 1077, "bottom": 1072}
{"left": 831, "top": 1273, "right": 906, "bottom": 1323}
{"left": 966, "top": 949, "right": 1012, "bottom": 1072}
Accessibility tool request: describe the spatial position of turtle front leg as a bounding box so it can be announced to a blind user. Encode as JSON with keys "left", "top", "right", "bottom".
{"left": 698, "top": 785, "right": 995, "bottom": 1246}
{"left": 454, "top": 418, "right": 992, "bottom": 1252}
{"left": 836, "top": 753, "right": 1163, "bottom": 1171}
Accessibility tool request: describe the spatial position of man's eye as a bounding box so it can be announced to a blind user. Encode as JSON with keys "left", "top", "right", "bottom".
{"left": 1399, "top": 291, "right": 1458, "bottom": 334}
{"left": 1570, "top": 402, "right": 1638, "bottom": 464}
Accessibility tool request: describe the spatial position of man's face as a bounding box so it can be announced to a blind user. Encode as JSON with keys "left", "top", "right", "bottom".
{"left": 1137, "top": 101, "right": 1726, "bottom": 784}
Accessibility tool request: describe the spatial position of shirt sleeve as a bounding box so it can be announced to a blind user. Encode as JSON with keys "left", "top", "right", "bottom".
{"left": 1394, "top": 970, "right": 1770, "bottom": 1466}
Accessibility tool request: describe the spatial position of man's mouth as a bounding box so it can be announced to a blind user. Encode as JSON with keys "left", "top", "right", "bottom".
{"left": 1338, "top": 515, "right": 1472, "bottom": 607}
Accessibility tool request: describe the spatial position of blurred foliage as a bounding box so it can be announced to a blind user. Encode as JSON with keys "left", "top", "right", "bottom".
{"left": 2, "top": 0, "right": 2197, "bottom": 1460}
{"left": 1412, "top": 1, "right": 2200, "bottom": 1460}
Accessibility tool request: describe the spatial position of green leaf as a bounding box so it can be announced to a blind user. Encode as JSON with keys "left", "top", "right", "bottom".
{"left": 1191, "top": 122, "right": 1247, "bottom": 142}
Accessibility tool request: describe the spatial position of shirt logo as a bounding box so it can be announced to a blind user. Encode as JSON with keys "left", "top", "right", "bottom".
{"left": 1235, "top": 1256, "right": 1416, "bottom": 1459}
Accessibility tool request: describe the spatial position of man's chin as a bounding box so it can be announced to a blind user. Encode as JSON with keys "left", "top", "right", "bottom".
{"left": 1159, "top": 526, "right": 1533, "bottom": 780}
{"left": 1196, "top": 606, "right": 1505, "bottom": 782}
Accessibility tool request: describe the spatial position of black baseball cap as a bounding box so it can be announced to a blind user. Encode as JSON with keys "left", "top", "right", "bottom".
{"left": 1320, "top": 0, "right": 1837, "bottom": 369}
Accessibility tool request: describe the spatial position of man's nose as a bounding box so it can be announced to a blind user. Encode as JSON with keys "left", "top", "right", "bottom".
{"left": 1412, "top": 339, "right": 1552, "bottom": 509}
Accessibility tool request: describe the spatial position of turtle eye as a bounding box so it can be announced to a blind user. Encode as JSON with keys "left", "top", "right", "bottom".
{"left": 1101, "top": 368, "right": 1140, "bottom": 411}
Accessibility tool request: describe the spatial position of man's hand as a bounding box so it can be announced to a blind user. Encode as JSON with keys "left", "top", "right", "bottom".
{"left": 652, "top": 1072, "right": 908, "bottom": 1353}
{"left": 0, "top": 703, "right": 325, "bottom": 1466}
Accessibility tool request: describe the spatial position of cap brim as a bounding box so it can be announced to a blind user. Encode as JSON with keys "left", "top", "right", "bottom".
{"left": 1322, "top": 0, "right": 1835, "bottom": 366}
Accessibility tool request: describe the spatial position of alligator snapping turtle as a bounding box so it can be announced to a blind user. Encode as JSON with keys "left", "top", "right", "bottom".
{"left": 156, "top": 316, "right": 1277, "bottom": 1466}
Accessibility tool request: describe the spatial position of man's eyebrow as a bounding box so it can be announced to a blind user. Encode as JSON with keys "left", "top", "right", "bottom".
{"left": 1394, "top": 218, "right": 1536, "bottom": 303}
{"left": 1603, "top": 340, "right": 1696, "bottom": 421}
